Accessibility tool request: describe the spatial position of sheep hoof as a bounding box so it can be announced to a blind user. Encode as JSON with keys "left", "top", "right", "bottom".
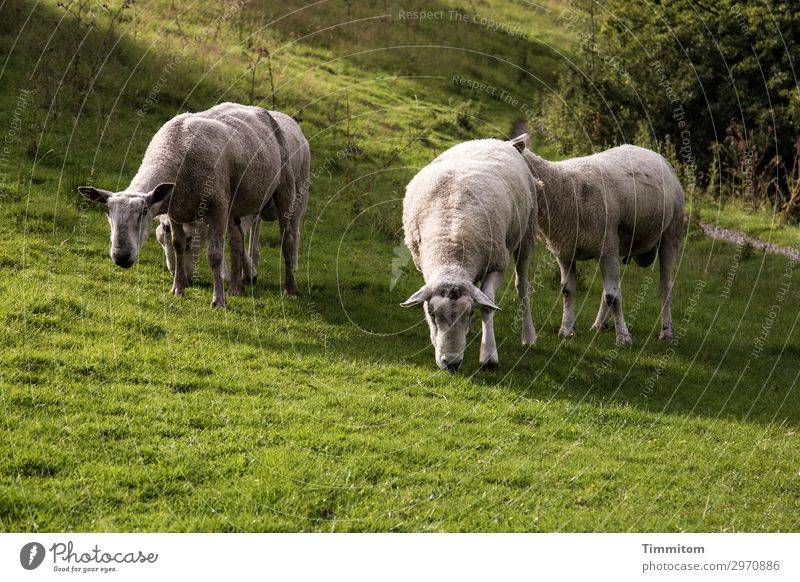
{"left": 658, "top": 329, "right": 673, "bottom": 341}
{"left": 616, "top": 334, "right": 633, "bottom": 347}
{"left": 228, "top": 284, "right": 244, "bottom": 296}
{"left": 171, "top": 286, "right": 185, "bottom": 297}
{"left": 521, "top": 335, "right": 537, "bottom": 346}
{"left": 591, "top": 322, "right": 610, "bottom": 332}
{"left": 283, "top": 288, "right": 299, "bottom": 299}
{"left": 246, "top": 275, "right": 257, "bottom": 286}
{"left": 480, "top": 359, "right": 499, "bottom": 372}
{"left": 211, "top": 298, "right": 227, "bottom": 309}
{"left": 558, "top": 326, "right": 576, "bottom": 338}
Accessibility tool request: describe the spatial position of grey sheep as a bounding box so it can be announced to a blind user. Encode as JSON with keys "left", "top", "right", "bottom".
{"left": 516, "top": 133, "right": 684, "bottom": 345}
{"left": 79, "top": 103, "right": 310, "bottom": 308}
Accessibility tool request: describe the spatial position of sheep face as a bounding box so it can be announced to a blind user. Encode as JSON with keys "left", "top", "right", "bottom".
{"left": 402, "top": 282, "right": 499, "bottom": 371}
{"left": 78, "top": 183, "right": 174, "bottom": 269}
{"left": 106, "top": 195, "right": 154, "bottom": 268}
{"left": 425, "top": 290, "right": 475, "bottom": 371}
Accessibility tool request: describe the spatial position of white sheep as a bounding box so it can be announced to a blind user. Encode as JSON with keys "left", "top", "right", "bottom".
{"left": 401, "top": 137, "right": 541, "bottom": 371}
{"left": 79, "top": 103, "right": 310, "bottom": 308}
{"left": 516, "top": 134, "right": 684, "bottom": 344}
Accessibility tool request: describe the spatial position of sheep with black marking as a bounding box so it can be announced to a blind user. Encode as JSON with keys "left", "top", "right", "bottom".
{"left": 401, "top": 137, "right": 542, "bottom": 371}
{"left": 79, "top": 103, "right": 310, "bottom": 308}
{"left": 512, "top": 130, "right": 684, "bottom": 345}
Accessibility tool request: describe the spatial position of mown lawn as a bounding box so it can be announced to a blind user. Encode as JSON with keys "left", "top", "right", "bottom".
{"left": 0, "top": 0, "right": 798, "bottom": 532}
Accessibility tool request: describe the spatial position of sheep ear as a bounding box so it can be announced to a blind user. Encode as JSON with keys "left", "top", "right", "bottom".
{"left": 145, "top": 182, "right": 174, "bottom": 209}
{"left": 77, "top": 186, "right": 112, "bottom": 205}
{"left": 472, "top": 287, "right": 501, "bottom": 311}
{"left": 400, "top": 285, "right": 431, "bottom": 307}
{"left": 510, "top": 133, "right": 529, "bottom": 153}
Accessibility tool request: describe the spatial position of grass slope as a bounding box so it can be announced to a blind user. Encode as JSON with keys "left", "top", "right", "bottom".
{"left": 699, "top": 199, "right": 800, "bottom": 251}
{"left": 0, "top": 0, "right": 798, "bottom": 532}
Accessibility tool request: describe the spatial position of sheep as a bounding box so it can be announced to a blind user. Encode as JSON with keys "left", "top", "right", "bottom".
{"left": 512, "top": 130, "right": 684, "bottom": 345}
{"left": 401, "top": 136, "right": 542, "bottom": 371}
{"left": 78, "top": 103, "right": 310, "bottom": 308}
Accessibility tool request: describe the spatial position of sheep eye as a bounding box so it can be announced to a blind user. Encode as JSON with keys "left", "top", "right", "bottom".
{"left": 427, "top": 303, "right": 435, "bottom": 318}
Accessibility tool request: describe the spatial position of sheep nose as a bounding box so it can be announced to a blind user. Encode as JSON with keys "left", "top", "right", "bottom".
{"left": 112, "top": 253, "right": 134, "bottom": 269}
{"left": 440, "top": 356, "right": 461, "bottom": 372}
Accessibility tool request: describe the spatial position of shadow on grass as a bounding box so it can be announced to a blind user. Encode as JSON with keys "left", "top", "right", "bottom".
{"left": 264, "top": 236, "right": 800, "bottom": 429}
{"left": 3, "top": 1, "right": 796, "bottom": 432}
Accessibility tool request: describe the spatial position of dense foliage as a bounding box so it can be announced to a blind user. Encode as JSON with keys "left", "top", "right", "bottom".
{"left": 543, "top": 0, "right": 800, "bottom": 218}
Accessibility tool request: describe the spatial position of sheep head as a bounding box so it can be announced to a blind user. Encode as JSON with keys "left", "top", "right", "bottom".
{"left": 401, "top": 280, "right": 499, "bottom": 371}
{"left": 78, "top": 183, "right": 174, "bottom": 269}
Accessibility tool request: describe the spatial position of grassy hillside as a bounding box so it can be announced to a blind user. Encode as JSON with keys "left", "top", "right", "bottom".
{"left": 0, "top": 0, "right": 798, "bottom": 532}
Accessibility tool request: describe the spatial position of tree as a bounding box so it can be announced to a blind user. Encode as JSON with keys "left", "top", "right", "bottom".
{"left": 543, "top": 0, "right": 800, "bottom": 214}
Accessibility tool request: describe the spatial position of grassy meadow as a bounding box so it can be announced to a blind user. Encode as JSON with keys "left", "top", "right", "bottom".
{"left": 0, "top": 0, "right": 798, "bottom": 532}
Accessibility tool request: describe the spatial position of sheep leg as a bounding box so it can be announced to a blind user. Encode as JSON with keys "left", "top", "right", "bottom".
{"left": 220, "top": 242, "right": 231, "bottom": 282}
{"left": 598, "top": 255, "right": 633, "bottom": 346}
{"left": 590, "top": 284, "right": 612, "bottom": 332}
{"left": 227, "top": 218, "right": 245, "bottom": 296}
{"left": 169, "top": 218, "right": 189, "bottom": 297}
{"left": 557, "top": 259, "right": 578, "bottom": 337}
{"left": 274, "top": 180, "right": 301, "bottom": 297}
{"left": 479, "top": 270, "right": 505, "bottom": 370}
{"left": 244, "top": 217, "right": 261, "bottom": 285}
{"left": 279, "top": 210, "right": 299, "bottom": 296}
{"left": 590, "top": 301, "right": 611, "bottom": 332}
{"left": 185, "top": 222, "right": 204, "bottom": 282}
{"left": 207, "top": 213, "right": 228, "bottom": 309}
{"left": 658, "top": 235, "right": 679, "bottom": 341}
{"left": 514, "top": 243, "right": 537, "bottom": 346}
{"left": 156, "top": 222, "right": 177, "bottom": 277}
{"left": 285, "top": 173, "right": 310, "bottom": 295}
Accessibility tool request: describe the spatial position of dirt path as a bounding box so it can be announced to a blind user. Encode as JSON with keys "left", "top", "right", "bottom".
{"left": 700, "top": 222, "right": 800, "bottom": 261}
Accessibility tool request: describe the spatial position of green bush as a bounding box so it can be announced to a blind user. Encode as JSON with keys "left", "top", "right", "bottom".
{"left": 542, "top": 0, "right": 800, "bottom": 217}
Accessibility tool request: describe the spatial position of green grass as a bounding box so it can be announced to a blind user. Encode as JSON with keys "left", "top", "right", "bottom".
{"left": 1, "top": 0, "right": 799, "bottom": 532}
{"left": 699, "top": 198, "right": 800, "bottom": 250}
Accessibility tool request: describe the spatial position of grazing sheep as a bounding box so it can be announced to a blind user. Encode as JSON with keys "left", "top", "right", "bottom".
{"left": 78, "top": 103, "right": 310, "bottom": 308}
{"left": 401, "top": 136, "right": 542, "bottom": 371}
{"left": 512, "top": 129, "right": 684, "bottom": 345}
